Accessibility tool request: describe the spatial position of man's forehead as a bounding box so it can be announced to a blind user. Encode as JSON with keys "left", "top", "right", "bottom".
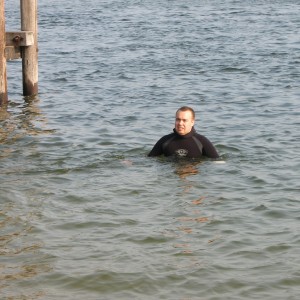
{"left": 176, "top": 110, "right": 193, "bottom": 118}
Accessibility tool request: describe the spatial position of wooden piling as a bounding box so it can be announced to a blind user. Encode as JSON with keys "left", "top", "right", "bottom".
{"left": 0, "top": 0, "right": 8, "bottom": 106}
{"left": 21, "top": 0, "right": 38, "bottom": 97}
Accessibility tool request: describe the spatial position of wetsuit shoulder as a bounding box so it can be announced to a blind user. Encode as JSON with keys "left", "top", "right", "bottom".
{"left": 148, "top": 133, "right": 175, "bottom": 157}
{"left": 194, "top": 133, "right": 219, "bottom": 158}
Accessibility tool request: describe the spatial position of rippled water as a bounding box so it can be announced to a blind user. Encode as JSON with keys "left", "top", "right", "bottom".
{"left": 1, "top": 0, "right": 300, "bottom": 299}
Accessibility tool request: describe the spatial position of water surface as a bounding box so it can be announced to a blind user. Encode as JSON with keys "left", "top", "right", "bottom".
{"left": 1, "top": 0, "right": 300, "bottom": 299}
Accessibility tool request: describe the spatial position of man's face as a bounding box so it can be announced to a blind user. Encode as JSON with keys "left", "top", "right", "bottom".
{"left": 175, "top": 110, "right": 195, "bottom": 136}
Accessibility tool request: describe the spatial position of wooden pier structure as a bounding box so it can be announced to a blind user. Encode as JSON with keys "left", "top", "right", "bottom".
{"left": 0, "top": 0, "right": 38, "bottom": 107}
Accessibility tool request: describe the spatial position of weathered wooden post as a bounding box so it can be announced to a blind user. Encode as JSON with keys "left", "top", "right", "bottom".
{"left": 0, "top": 0, "right": 8, "bottom": 106}
{"left": 21, "top": 0, "right": 38, "bottom": 96}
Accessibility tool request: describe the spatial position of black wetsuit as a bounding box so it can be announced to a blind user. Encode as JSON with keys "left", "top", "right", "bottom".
{"left": 148, "top": 127, "right": 219, "bottom": 159}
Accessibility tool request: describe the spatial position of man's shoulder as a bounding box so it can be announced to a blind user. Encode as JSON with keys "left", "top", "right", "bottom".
{"left": 193, "top": 132, "right": 215, "bottom": 147}
{"left": 193, "top": 131, "right": 219, "bottom": 158}
{"left": 157, "top": 132, "right": 176, "bottom": 143}
{"left": 194, "top": 132, "right": 207, "bottom": 141}
{"left": 148, "top": 132, "right": 176, "bottom": 157}
{"left": 163, "top": 132, "right": 176, "bottom": 139}
{"left": 194, "top": 132, "right": 209, "bottom": 142}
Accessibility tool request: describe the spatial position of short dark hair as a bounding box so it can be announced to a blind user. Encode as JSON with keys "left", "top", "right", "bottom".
{"left": 176, "top": 106, "right": 195, "bottom": 119}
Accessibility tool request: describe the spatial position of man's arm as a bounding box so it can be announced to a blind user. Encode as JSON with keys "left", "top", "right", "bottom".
{"left": 148, "top": 139, "right": 163, "bottom": 156}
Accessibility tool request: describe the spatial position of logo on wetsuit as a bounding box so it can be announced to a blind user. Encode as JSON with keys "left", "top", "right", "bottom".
{"left": 175, "top": 149, "right": 188, "bottom": 157}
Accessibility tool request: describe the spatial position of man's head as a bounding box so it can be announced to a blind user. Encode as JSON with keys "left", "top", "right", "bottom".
{"left": 175, "top": 106, "right": 195, "bottom": 136}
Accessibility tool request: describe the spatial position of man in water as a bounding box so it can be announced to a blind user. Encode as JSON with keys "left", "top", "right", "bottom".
{"left": 148, "top": 106, "right": 219, "bottom": 159}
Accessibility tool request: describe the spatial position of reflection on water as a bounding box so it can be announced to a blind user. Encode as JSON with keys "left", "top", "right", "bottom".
{"left": 1, "top": 96, "right": 51, "bottom": 138}
{"left": 0, "top": 96, "right": 54, "bottom": 161}
{"left": 1, "top": 98, "right": 53, "bottom": 299}
{"left": 170, "top": 161, "right": 212, "bottom": 256}
{"left": 0, "top": 106, "right": 10, "bottom": 121}
{"left": 174, "top": 161, "right": 201, "bottom": 179}
{"left": 21, "top": 96, "right": 54, "bottom": 135}
{"left": 0, "top": 203, "right": 50, "bottom": 299}
{"left": 174, "top": 160, "right": 202, "bottom": 197}
{"left": 0, "top": 107, "right": 12, "bottom": 147}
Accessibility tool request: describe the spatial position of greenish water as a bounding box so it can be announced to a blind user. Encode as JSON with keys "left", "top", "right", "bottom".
{"left": 1, "top": 0, "right": 300, "bottom": 299}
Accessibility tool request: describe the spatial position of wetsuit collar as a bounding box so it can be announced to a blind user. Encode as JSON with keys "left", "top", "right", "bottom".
{"left": 173, "top": 127, "right": 196, "bottom": 139}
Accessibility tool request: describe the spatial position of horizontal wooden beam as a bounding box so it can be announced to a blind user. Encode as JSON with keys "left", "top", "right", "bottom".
{"left": 6, "top": 31, "right": 34, "bottom": 47}
{"left": 5, "top": 31, "right": 34, "bottom": 60}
